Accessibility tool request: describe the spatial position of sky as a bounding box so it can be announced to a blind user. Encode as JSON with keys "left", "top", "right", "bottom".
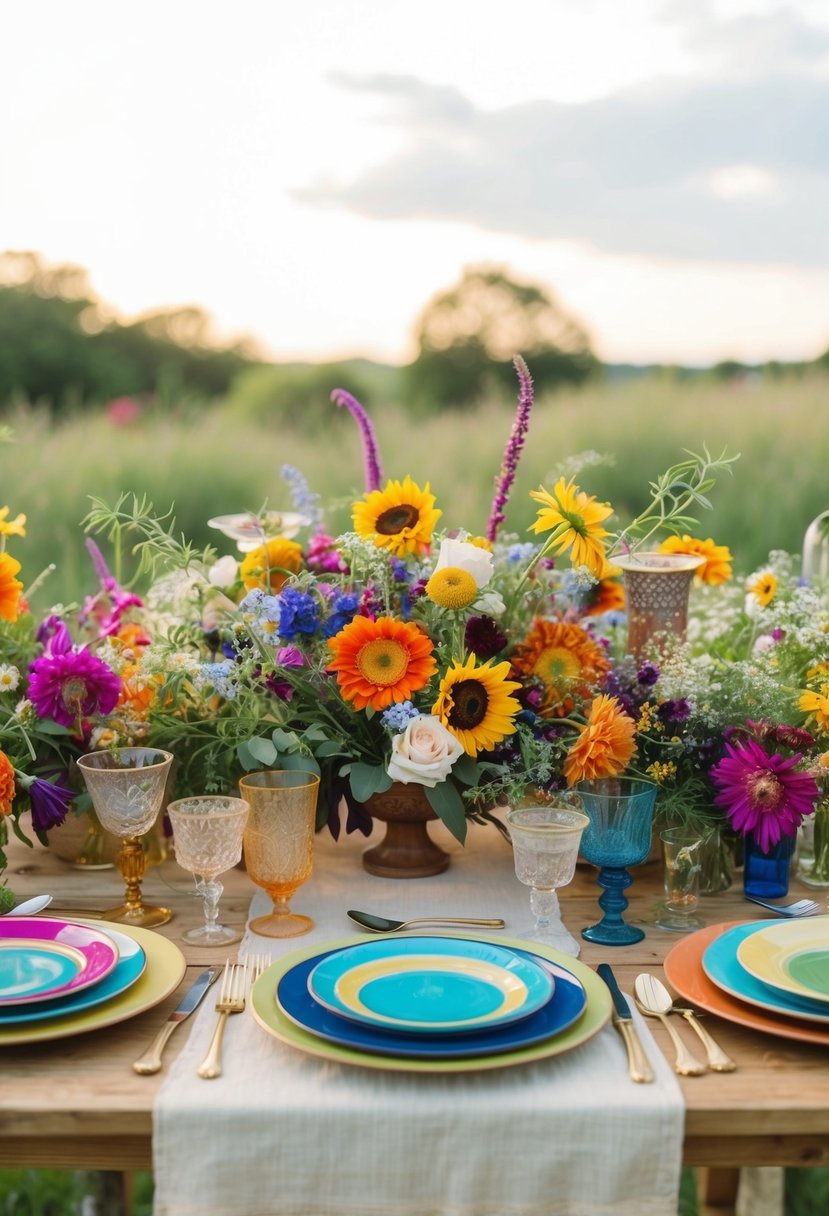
{"left": 2, "top": 0, "right": 829, "bottom": 366}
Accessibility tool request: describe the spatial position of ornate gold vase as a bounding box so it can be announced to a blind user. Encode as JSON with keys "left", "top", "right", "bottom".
{"left": 615, "top": 552, "right": 704, "bottom": 661}
{"left": 362, "top": 782, "right": 450, "bottom": 879}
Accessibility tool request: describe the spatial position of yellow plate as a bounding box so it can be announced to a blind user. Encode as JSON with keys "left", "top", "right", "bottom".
{"left": 736, "top": 916, "right": 829, "bottom": 1007}
{"left": 251, "top": 933, "right": 611, "bottom": 1073}
{"left": 0, "top": 920, "right": 186, "bottom": 1045}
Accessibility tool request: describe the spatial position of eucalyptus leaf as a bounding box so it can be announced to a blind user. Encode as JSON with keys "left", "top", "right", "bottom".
{"left": 247, "top": 737, "right": 278, "bottom": 767}
{"left": 425, "top": 782, "right": 467, "bottom": 845}
{"left": 278, "top": 753, "right": 320, "bottom": 776}
{"left": 350, "top": 763, "right": 392, "bottom": 803}
{"left": 271, "top": 728, "right": 298, "bottom": 752}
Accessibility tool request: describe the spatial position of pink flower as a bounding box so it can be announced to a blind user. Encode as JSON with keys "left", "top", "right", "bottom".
{"left": 711, "top": 739, "right": 820, "bottom": 852}
{"left": 28, "top": 648, "right": 122, "bottom": 729}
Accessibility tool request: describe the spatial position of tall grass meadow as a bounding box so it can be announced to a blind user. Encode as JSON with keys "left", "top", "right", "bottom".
{"left": 4, "top": 372, "right": 828, "bottom": 607}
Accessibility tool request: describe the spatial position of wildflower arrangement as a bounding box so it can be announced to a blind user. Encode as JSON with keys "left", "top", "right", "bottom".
{"left": 612, "top": 548, "right": 829, "bottom": 858}
{"left": 69, "top": 358, "right": 735, "bottom": 850}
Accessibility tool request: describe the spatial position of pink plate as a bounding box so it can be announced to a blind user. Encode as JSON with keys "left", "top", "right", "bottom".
{"left": 0, "top": 917, "right": 119, "bottom": 1006}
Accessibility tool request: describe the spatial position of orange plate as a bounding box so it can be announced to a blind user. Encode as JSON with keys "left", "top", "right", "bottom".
{"left": 663, "top": 920, "right": 829, "bottom": 1047}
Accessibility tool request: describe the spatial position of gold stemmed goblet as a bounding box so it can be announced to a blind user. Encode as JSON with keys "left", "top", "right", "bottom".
{"left": 77, "top": 747, "right": 174, "bottom": 927}
{"left": 239, "top": 770, "right": 319, "bottom": 937}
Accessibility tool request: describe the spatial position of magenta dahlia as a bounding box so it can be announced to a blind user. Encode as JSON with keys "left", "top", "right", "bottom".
{"left": 28, "top": 648, "right": 121, "bottom": 729}
{"left": 710, "top": 738, "right": 820, "bottom": 852}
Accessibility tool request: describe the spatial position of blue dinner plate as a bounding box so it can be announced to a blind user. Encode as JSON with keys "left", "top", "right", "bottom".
{"left": 0, "top": 924, "right": 147, "bottom": 1025}
{"left": 308, "top": 936, "right": 554, "bottom": 1035}
{"left": 702, "top": 920, "right": 829, "bottom": 1025}
{"left": 278, "top": 942, "right": 586, "bottom": 1059}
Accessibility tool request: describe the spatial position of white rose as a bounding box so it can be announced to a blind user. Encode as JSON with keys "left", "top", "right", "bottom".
{"left": 387, "top": 715, "right": 464, "bottom": 787}
{"left": 433, "top": 538, "right": 493, "bottom": 589}
{"left": 476, "top": 590, "right": 506, "bottom": 617}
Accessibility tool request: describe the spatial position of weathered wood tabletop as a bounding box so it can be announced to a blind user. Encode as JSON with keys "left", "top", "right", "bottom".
{"left": 1, "top": 821, "right": 828, "bottom": 1177}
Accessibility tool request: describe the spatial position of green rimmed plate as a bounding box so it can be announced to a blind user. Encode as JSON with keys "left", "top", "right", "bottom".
{"left": 251, "top": 933, "right": 611, "bottom": 1073}
{"left": 736, "top": 917, "right": 829, "bottom": 1007}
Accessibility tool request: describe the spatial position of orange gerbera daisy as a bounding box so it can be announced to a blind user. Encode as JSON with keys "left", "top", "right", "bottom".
{"left": 0, "top": 552, "right": 23, "bottom": 623}
{"left": 353, "top": 476, "right": 441, "bottom": 558}
{"left": 563, "top": 694, "right": 636, "bottom": 786}
{"left": 0, "top": 750, "right": 15, "bottom": 816}
{"left": 584, "top": 577, "right": 625, "bottom": 617}
{"left": 511, "top": 619, "right": 611, "bottom": 716}
{"left": 117, "top": 663, "right": 160, "bottom": 718}
{"left": 658, "top": 535, "right": 732, "bottom": 585}
{"left": 239, "top": 537, "right": 303, "bottom": 593}
{"left": 327, "top": 615, "right": 437, "bottom": 711}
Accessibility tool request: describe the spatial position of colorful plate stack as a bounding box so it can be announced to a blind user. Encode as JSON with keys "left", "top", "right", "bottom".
{"left": 250, "top": 934, "right": 612, "bottom": 1073}
{"left": 664, "top": 915, "right": 829, "bottom": 1046}
{"left": 0, "top": 915, "right": 186, "bottom": 1045}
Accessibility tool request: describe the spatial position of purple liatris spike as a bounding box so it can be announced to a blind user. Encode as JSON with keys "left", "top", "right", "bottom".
{"left": 330, "top": 388, "right": 383, "bottom": 492}
{"left": 486, "top": 355, "right": 534, "bottom": 542}
{"left": 85, "top": 538, "right": 112, "bottom": 585}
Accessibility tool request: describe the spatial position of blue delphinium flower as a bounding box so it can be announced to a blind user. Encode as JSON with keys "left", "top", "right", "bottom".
{"left": 278, "top": 587, "right": 320, "bottom": 638}
{"left": 381, "top": 701, "right": 420, "bottom": 732}
{"left": 281, "top": 463, "right": 323, "bottom": 531}
{"left": 200, "top": 660, "right": 239, "bottom": 701}
{"left": 323, "top": 592, "right": 360, "bottom": 638}
{"left": 507, "top": 542, "right": 538, "bottom": 564}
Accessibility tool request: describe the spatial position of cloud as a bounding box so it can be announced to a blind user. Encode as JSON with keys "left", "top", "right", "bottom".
{"left": 296, "top": 12, "right": 829, "bottom": 267}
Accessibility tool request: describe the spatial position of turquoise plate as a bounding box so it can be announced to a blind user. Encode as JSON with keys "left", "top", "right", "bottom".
{"left": 702, "top": 920, "right": 829, "bottom": 1025}
{"left": 0, "top": 925, "right": 146, "bottom": 1025}
{"left": 308, "top": 936, "right": 554, "bottom": 1034}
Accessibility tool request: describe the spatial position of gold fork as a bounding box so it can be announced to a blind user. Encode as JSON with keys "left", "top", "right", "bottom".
{"left": 248, "top": 953, "right": 271, "bottom": 990}
{"left": 197, "top": 959, "right": 248, "bottom": 1080}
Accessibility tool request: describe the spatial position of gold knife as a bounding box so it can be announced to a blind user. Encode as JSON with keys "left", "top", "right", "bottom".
{"left": 133, "top": 969, "right": 219, "bottom": 1075}
{"left": 597, "top": 963, "right": 654, "bottom": 1084}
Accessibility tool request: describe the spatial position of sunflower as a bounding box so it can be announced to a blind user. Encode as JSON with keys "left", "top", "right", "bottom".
{"left": 239, "top": 537, "right": 303, "bottom": 593}
{"left": 0, "top": 552, "right": 23, "bottom": 623}
{"left": 327, "top": 615, "right": 436, "bottom": 711}
{"left": 510, "top": 619, "right": 610, "bottom": 716}
{"left": 563, "top": 694, "right": 636, "bottom": 786}
{"left": 352, "top": 476, "right": 442, "bottom": 558}
{"left": 529, "top": 477, "right": 612, "bottom": 577}
{"left": 426, "top": 567, "right": 478, "bottom": 610}
{"left": 746, "top": 567, "right": 778, "bottom": 608}
{"left": 432, "top": 654, "right": 521, "bottom": 757}
{"left": 658, "top": 535, "right": 732, "bottom": 585}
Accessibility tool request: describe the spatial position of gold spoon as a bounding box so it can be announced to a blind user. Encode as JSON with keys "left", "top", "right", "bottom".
{"left": 634, "top": 973, "right": 706, "bottom": 1076}
{"left": 347, "top": 910, "right": 505, "bottom": 933}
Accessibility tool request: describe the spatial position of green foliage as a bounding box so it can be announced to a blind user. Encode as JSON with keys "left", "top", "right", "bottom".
{"left": 404, "top": 264, "right": 598, "bottom": 411}
{"left": 224, "top": 360, "right": 378, "bottom": 431}
{"left": 0, "top": 252, "right": 252, "bottom": 412}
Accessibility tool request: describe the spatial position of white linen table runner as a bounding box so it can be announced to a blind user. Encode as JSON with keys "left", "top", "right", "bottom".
{"left": 153, "top": 823, "right": 684, "bottom": 1216}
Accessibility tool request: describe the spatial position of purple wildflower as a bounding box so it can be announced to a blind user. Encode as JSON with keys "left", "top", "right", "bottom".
{"left": 80, "top": 538, "right": 144, "bottom": 637}
{"left": 464, "top": 615, "right": 508, "bottom": 660}
{"left": 28, "top": 777, "right": 75, "bottom": 832}
{"left": 657, "top": 698, "right": 691, "bottom": 725}
{"left": 637, "top": 661, "right": 660, "bottom": 687}
{"left": 28, "top": 648, "right": 121, "bottom": 729}
{"left": 486, "top": 354, "right": 534, "bottom": 543}
{"left": 710, "top": 739, "right": 819, "bottom": 852}
{"left": 36, "top": 615, "right": 72, "bottom": 655}
{"left": 330, "top": 388, "right": 383, "bottom": 492}
{"left": 306, "top": 532, "right": 348, "bottom": 575}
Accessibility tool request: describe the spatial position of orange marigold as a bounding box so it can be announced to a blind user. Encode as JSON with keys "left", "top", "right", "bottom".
{"left": 657, "top": 535, "right": 732, "bottom": 585}
{"left": 327, "top": 615, "right": 437, "bottom": 711}
{"left": 563, "top": 694, "right": 636, "bottom": 786}
{"left": 239, "top": 537, "right": 303, "bottom": 592}
{"left": 0, "top": 750, "right": 15, "bottom": 816}
{"left": 510, "top": 618, "right": 610, "bottom": 716}
{"left": 0, "top": 552, "right": 23, "bottom": 623}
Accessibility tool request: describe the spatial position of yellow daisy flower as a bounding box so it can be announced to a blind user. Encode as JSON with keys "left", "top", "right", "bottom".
{"left": 0, "top": 507, "right": 26, "bottom": 538}
{"left": 658, "top": 534, "right": 732, "bottom": 585}
{"left": 799, "top": 688, "right": 829, "bottom": 734}
{"left": 746, "top": 567, "right": 778, "bottom": 608}
{"left": 528, "top": 477, "right": 612, "bottom": 577}
{"left": 353, "top": 476, "right": 442, "bottom": 558}
{"left": 425, "top": 567, "right": 478, "bottom": 610}
{"left": 432, "top": 654, "right": 521, "bottom": 757}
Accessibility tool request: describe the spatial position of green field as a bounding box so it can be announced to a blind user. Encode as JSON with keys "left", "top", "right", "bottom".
{"left": 3, "top": 371, "right": 829, "bottom": 607}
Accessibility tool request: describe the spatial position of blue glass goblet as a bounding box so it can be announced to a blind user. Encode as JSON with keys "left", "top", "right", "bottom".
{"left": 577, "top": 778, "right": 657, "bottom": 946}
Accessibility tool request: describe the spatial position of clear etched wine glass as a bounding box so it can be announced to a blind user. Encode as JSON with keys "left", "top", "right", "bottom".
{"left": 76, "top": 747, "right": 174, "bottom": 927}
{"left": 505, "top": 799, "right": 589, "bottom": 956}
{"left": 167, "top": 796, "right": 249, "bottom": 945}
{"left": 239, "top": 770, "right": 319, "bottom": 937}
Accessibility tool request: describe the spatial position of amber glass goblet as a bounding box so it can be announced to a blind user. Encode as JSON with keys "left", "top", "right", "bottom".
{"left": 77, "top": 748, "right": 174, "bottom": 927}
{"left": 239, "top": 770, "right": 319, "bottom": 937}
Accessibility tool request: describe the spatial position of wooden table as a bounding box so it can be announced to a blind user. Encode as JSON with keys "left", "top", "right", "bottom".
{"left": 2, "top": 822, "right": 828, "bottom": 1194}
